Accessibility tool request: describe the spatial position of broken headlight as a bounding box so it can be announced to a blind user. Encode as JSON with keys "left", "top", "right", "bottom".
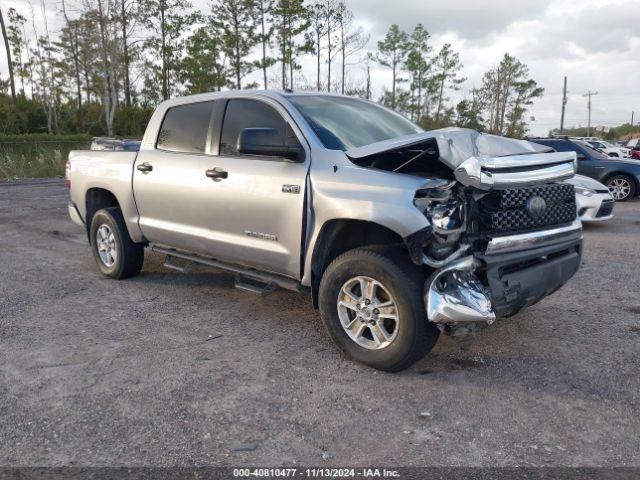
{"left": 414, "top": 182, "right": 468, "bottom": 264}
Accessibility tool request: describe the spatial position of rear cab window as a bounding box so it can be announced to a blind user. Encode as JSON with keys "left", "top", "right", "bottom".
{"left": 157, "top": 101, "right": 215, "bottom": 154}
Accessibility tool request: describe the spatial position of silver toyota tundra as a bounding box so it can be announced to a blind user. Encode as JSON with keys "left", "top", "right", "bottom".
{"left": 67, "top": 91, "right": 583, "bottom": 371}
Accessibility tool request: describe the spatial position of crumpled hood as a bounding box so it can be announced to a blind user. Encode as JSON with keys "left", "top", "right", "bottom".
{"left": 345, "top": 127, "right": 552, "bottom": 169}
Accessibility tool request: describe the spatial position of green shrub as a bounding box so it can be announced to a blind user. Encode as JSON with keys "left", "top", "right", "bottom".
{"left": 0, "top": 134, "right": 92, "bottom": 180}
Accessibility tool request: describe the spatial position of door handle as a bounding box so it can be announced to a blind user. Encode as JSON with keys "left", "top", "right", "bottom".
{"left": 206, "top": 167, "right": 228, "bottom": 179}
{"left": 137, "top": 162, "right": 153, "bottom": 173}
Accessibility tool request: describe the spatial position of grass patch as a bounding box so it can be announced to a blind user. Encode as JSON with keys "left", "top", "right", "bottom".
{"left": 0, "top": 134, "right": 92, "bottom": 180}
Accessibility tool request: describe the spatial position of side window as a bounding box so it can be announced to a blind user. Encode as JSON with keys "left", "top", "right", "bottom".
{"left": 157, "top": 101, "right": 214, "bottom": 154}
{"left": 547, "top": 141, "right": 574, "bottom": 153}
{"left": 220, "top": 99, "right": 295, "bottom": 156}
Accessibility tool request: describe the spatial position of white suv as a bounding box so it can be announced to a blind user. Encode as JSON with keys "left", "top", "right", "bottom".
{"left": 584, "top": 139, "right": 630, "bottom": 158}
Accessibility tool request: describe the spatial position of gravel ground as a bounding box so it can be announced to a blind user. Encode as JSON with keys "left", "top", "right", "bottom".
{"left": 1, "top": 179, "right": 639, "bottom": 467}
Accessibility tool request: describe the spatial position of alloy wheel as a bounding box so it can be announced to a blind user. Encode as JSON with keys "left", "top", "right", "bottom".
{"left": 607, "top": 178, "right": 632, "bottom": 201}
{"left": 96, "top": 224, "right": 117, "bottom": 267}
{"left": 337, "top": 276, "right": 399, "bottom": 350}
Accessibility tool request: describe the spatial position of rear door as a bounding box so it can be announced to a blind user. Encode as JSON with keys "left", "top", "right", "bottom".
{"left": 199, "top": 97, "right": 310, "bottom": 278}
{"left": 133, "top": 100, "right": 222, "bottom": 255}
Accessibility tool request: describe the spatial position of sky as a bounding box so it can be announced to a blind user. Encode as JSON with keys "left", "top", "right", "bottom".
{"left": 3, "top": 0, "right": 639, "bottom": 136}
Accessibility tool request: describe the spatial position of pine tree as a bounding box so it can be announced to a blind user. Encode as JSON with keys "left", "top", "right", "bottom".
{"left": 375, "top": 24, "right": 409, "bottom": 110}
{"left": 143, "top": 0, "right": 195, "bottom": 100}
{"left": 272, "top": 0, "right": 311, "bottom": 90}
{"left": 432, "top": 43, "right": 465, "bottom": 121}
{"left": 212, "top": 0, "right": 260, "bottom": 90}
{"left": 181, "top": 26, "right": 228, "bottom": 93}
{"left": 404, "top": 24, "right": 430, "bottom": 122}
{"left": 480, "top": 53, "right": 543, "bottom": 136}
{"left": 256, "top": 0, "right": 276, "bottom": 89}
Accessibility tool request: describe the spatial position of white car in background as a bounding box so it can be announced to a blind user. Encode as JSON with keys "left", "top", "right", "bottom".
{"left": 584, "top": 139, "right": 630, "bottom": 158}
{"left": 566, "top": 175, "right": 615, "bottom": 222}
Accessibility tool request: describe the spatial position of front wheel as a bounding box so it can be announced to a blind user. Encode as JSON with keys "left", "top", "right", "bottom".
{"left": 606, "top": 175, "right": 636, "bottom": 201}
{"left": 90, "top": 207, "right": 144, "bottom": 279}
{"left": 318, "top": 247, "right": 439, "bottom": 372}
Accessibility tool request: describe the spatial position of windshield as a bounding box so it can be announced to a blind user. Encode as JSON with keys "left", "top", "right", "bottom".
{"left": 288, "top": 95, "right": 422, "bottom": 150}
{"left": 575, "top": 140, "right": 611, "bottom": 159}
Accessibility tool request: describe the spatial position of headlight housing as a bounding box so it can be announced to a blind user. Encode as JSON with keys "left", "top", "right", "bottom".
{"left": 574, "top": 186, "right": 595, "bottom": 197}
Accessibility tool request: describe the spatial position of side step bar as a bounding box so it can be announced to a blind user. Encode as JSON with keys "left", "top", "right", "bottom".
{"left": 151, "top": 244, "right": 306, "bottom": 293}
{"left": 234, "top": 274, "right": 278, "bottom": 297}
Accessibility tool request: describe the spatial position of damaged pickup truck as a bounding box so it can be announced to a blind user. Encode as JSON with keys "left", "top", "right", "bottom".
{"left": 67, "top": 91, "right": 582, "bottom": 371}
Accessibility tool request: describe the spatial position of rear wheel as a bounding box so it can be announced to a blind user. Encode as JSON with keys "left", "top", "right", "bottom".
{"left": 90, "top": 207, "right": 144, "bottom": 279}
{"left": 606, "top": 175, "right": 636, "bottom": 201}
{"left": 319, "top": 247, "right": 439, "bottom": 372}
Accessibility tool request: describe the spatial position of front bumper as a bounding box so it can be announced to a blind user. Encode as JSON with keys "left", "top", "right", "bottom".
{"left": 425, "top": 221, "right": 583, "bottom": 328}
{"left": 577, "top": 192, "right": 614, "bottom": 222}
{"left": 476, "top": 236, "right": 582, "bottom": 318}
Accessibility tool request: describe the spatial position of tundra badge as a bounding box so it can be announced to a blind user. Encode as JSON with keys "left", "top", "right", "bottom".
{"left": 244, "top": 230, "right": 278, "bottom": 241}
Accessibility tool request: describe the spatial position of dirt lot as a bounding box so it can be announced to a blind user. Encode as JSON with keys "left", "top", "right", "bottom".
{"left": 1, "top": 179, "right": 639, "bottom": 467}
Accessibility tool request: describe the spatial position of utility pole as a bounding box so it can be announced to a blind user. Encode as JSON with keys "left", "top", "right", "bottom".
{"left": 632, "top": 111, "right": 635, "bottom": 127}
{"left": 365, "top": 64, "right": 371, "bottom": 100}
{"left": 560, "top": 76, "right": 568, "bottom": 134}
{"left": 582, "top": 90, "right": 598, "bottom": 137}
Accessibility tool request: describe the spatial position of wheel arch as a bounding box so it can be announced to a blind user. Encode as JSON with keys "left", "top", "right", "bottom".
{"left": 84, "top": 188, "right": 122, "bottom": 242}
{"left": 309, "top": 219, "right": 406, "bottom": 309}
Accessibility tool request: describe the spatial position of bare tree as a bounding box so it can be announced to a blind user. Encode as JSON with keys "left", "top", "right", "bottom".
{"left": 94, "top": 0, "right": 117, "bottom": 134}
{"left": 335, "top": 1, "right": 368, "bottom": 94}
{"left": 60, "top": 0, "right": 85, "bottom": 131}
{"left": 307, "top": 2, "right": 325, "bottom": 91}
{"left": 0, "top": 6, "right": 16, "bottom": 102}
{"left": 117, "top": 0, "right": 140, "bottom": 106}
{"left": 320, "top": 0, "right": 337, "bottom": 91}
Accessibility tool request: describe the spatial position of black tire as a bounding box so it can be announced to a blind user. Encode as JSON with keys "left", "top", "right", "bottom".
{"left": 90, "top": 207, "right": 144, "bottom": 279}
{"left": 318, "top": 247, "right": 439, "bottom": 372}
{"left": 605, "top": 174, "right": 636, "bottom": 202}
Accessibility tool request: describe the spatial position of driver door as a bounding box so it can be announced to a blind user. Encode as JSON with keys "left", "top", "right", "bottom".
{"left": 200, "top": 98, "right": 310, "bottom": 279}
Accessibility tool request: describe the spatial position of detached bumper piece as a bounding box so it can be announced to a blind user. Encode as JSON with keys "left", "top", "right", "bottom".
{"left": 476, "top": 238, "right": 582, "bottom": 318}
{"left": 425, "top": 256, "right": 496, "bottom": 336}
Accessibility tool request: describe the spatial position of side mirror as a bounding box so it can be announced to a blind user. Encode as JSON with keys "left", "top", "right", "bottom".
{"left": 237, "top": 128, "right": 303, "bottom": 162}
{"left": 576, "top": 153, "right": 586, "bottom": 160}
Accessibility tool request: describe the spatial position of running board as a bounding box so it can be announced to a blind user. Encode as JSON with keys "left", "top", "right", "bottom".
{"left": 163, "top": 254, "right": 194, "bottom": 274}
{"left": 151, "top": 245, "right": 305, "bottom": 293}
{"left": 234, "top": 274, "right": 278, "bottom": 296}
